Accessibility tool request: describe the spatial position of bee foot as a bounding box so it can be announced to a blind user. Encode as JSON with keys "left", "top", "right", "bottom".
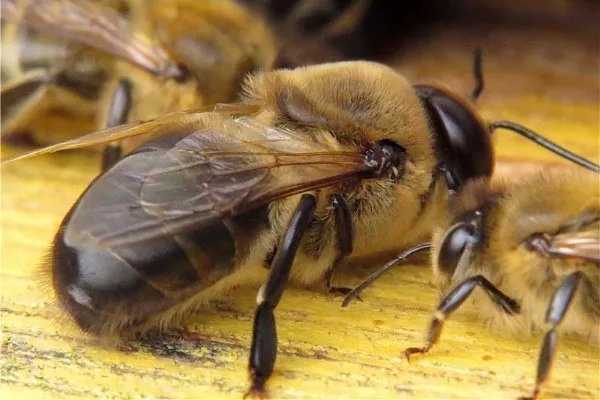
{"left": 517, "top": 388, "right": 539, "bottom": 400}
{"left": 243, "top": 381, "right": 267, "bottom": 400}
{"left": 403, "top": 346, "right": 429, "bottom": 363}
{"left": 329, "top": 286, "right": 363, "bottom": 301}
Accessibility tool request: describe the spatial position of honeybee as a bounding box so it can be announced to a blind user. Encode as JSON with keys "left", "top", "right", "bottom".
{"left": 409, "top": 170, "right": 599, "bottom": 399}
{"left": 1, "top": 0, "right": 276, "bottom": 166}
{"left": 1, "top": 0, "right": 121, "bottom": 143}
{"left": 6, "top": 58, "right": 599, "bottom": 397}
{"left": 344, "top": 167, "right": 599, "bottom": 399}
{"left": 1, "top": 0, "right": 395, "bottom": 153}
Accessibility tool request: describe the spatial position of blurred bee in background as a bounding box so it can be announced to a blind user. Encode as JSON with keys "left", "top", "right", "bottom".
{"left": 0, "top": 0, "right": 391, "bottom": 151}
{"left": 1, "top": 0, "right": 467, "bottom": 157}
{"left": 343, "top": 167, "right": 599, "bottom": 399}
{"left": 1, "top": 0, "right": 123, "bottom": 144}
{"left": 5, "top": 53, "right": 599, "bottom": 396}
{"left": 1, "top": 0, "right": 276, "bottom": 168}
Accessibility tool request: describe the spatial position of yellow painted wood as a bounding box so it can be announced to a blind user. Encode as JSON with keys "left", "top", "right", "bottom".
{"left": 1, "top": 17, "right": 599, "bottom": 400}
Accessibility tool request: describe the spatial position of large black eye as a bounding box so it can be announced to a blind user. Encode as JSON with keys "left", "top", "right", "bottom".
{"left": 438, "top": 220, "right": 478, "bottom": 278}
{"left": 415, "top": 85, "right": 494, "bottom": 191}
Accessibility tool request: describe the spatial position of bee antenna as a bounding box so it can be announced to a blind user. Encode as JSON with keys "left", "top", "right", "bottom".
{"left": 469, "top": 47, "right": 484, "bottom": 103}
{"left": 341, "top": 243, "right": 432, "bottom": 307}
{"left": 490, "top": 120, "right": 600, "bottom": 172}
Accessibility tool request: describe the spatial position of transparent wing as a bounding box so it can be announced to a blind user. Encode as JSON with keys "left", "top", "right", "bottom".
{"left": 550, "top": 219, "right": 600, "bottom": 264}
{"left": 1, "top": 0, "right": 181, "bottom": 77}
{"left": 0, "top": 104, "right": 260, "bottom": 164}
{"left": 0, "top": 111, "right": 206, "bottom": 163}
{"left": 64, "top": 114, "right": 370, "bottom": 248}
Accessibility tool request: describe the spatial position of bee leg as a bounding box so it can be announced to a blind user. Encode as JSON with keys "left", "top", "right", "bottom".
{"left": 326, "top": 194, "right": 356, "bottom": 296}
{"left": 522, "top": 271, "right": 584, "bottom": 400}
{"left": 404, "top": 275, "right": 520, "bottom": 361}
{"left": 101, "top": 78, "right": 132, "bottom": 171}
{"left": 245, "top": 194, "right": 316, "bottom": 398}
{"left": 1, "top": 70, "right": 54, "bottom": 141}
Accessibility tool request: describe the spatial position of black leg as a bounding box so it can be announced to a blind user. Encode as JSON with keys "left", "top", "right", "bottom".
{"left": 245, "top": 194, "right": 316, "bottom": 398}
{"left": 332, "top": 194, "right": 353, "bottom": 259}
{"left": 101, "top": 78, "right": 132, "bottom": 171}
{"left": 404, "top": 275, "right": 520, "bottom": 360}
{"left": 341, "top": 243, "right": 431, "bottom": 307}
{"left": 521, "top": 271, "right": 583, "bottom": 400}
{"left": 101, "top": 144, "right": 122, "bottom": 172}
{"left": 325, "top": 194, "right": 355, "bottom": 295}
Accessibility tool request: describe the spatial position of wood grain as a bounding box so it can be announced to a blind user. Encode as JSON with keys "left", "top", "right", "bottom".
{"left": 1, "top": 9, "right": 599, "bottom": 400}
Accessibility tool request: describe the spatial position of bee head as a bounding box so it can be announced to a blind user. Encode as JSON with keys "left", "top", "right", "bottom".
{"left": 434, "top": 209, "right": 484, "bottom": 291}
{"left": 415, "top": 85, "right": 494, "bottom": 192}
{"left": 433, "top": 177, "right": 494, "bottom": 290}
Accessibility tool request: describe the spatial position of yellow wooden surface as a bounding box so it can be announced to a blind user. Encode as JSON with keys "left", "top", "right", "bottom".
{"left": 2, "top": 14, "right": 599, "bottom": 400}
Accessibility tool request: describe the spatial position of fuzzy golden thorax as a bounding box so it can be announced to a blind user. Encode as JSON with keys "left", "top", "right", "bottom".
{"left": 241, "top": 62, "right": 446, "bottom": 282}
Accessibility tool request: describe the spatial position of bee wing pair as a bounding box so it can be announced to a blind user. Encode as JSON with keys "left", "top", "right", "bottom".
{"left": 1, "top": 0, "right": 180, "bottom": 77}
{"left": 17, "top": 111, "right": 369, "bottom": 249}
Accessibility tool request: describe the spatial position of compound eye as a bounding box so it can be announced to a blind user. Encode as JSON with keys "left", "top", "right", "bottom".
{"left": 437, "top": 222, "right": 477, "bottom": 278}
{"left": 415, "top": 85, "right": 494, "bottom": 190}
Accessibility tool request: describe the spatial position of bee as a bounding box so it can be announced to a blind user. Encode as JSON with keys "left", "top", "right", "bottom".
{"left": 344, "top": 167, "right": 599, "bottom": 399}
{"left": 1, "top": 0, "right": 121, "bottom": 144}
{"left": 4, "top": 56, "right": 599, "bottom": 396}
{"left": 1, "top": 0, "right": 276, "bottom": 167}
{"left": 409, "top": 169, "right": 599, "bottom": 399}
{"left": 1, "top": 0, "right": 399, "bottom": 154}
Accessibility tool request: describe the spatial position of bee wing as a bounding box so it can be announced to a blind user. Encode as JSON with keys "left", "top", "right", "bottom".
{"left": 0, "top": 104, "right": 259, "bottom": 164}
{"left": 0, "top": 110, "right": 210, "bottom": 163}
{"left": 1, "top": 0, "right": 180, "bottom": 77}
{"left": 550, "top": 222, "right": 600, "bottom": 263}
{"left": 64, "top": 115, "right": 370, "bottom": 248}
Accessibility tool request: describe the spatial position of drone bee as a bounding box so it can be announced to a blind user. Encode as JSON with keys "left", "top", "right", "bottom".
{"left": 1, "top": 0, "right": 276, "bottom": 166}
{"left": 5, "top": 57, "right": 599, "bottom": 397}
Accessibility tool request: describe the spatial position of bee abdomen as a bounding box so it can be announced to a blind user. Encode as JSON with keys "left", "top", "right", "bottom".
{"left": 51, "top": 196, "right": 271, "bottom": 335}
{"left": 51, "top": 215, "right": 242, "bottom": 333}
